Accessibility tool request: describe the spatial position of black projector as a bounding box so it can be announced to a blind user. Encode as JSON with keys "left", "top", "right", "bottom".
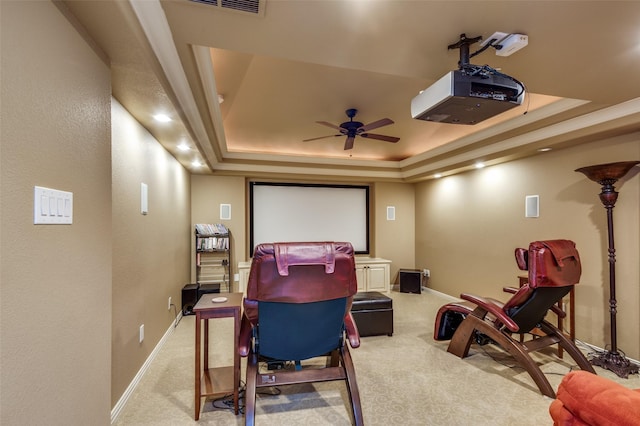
{"left": 411, "top": 70, "right": 524, "bottom": 125}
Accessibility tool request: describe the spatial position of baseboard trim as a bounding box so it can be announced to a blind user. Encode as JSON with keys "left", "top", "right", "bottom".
{"left": 422, "top": 287, "right": 459, "bottom": 301}
{"left": 576, "top": 339, "right": 640, "bottom": 367}
{"left": 110, "top": 313, "right": 183, "bottom": 424}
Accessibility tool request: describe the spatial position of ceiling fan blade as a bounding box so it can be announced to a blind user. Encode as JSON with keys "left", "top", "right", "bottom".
{"left": 359, "top": 118, "right": 394, "bottom": 132}
{"left": 360, "top": 133, "right": 400, "bottom": 143}
{"left": 344, "top": 136, "right": 355, "bottom": 150}
{"left": 315, "top": 121, "right": 343, "bottom": 131}
{"left": 303, "top": 134, "right": 341, "bottom": 142}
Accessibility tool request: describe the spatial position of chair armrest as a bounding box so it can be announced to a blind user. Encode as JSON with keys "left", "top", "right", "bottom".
{"left": 503, "top": 286, "right": 566, "bottom": 319}
{"left": 238, "top": 314, "right": 252, "bottom": 357}
{"left": 460, "top": 293, "right": 520, "bottom": 332}
{"left": 344, "top": 312, "right": 360, "bottom": 348}
{"left": 549, "top": 304, "right": 567, "bottom": 319}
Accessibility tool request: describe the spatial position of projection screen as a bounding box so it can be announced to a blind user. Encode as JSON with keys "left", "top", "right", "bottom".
{"left": 249, "top": 182, "right": 370, "bottom": 254}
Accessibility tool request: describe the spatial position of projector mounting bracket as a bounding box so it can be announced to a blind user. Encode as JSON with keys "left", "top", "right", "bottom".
{"left": 447, "top": 34, "right": 482, "bottom": 69}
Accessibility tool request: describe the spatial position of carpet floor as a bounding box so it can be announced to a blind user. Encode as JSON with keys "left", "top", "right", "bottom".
{"left": 114, "top": 289, "right": 640, "bottom": 425}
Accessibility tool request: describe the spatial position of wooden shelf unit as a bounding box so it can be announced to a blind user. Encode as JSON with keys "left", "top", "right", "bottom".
{"left": 195, "top": 224, "right": 230, "bottom": 293}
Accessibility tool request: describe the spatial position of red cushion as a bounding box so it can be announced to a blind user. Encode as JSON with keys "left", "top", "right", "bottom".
{"left": 550, "top": 371, "right": 640, "bottom": 426}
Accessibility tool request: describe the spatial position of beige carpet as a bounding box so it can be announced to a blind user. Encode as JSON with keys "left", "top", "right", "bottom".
{"left": 114, "top": 289, "right": 640, "bottom": 425}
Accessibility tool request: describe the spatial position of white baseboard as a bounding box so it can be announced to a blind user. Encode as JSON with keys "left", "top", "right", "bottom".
{"left": 110, "top": 313, "right": 183, "bottom": 424}
{"left": 576, "top": 339, "right": 640, "bottom": 367}
{"left": 422, "top": 287, "right": 459, "bottom": 301}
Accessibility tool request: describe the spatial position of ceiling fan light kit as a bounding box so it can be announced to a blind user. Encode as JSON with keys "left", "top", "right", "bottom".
{"left": 303, "top": 108, "right": 399, "bottom": 150}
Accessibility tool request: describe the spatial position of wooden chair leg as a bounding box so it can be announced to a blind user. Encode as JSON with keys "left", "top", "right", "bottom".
{"left": 244, "top": 351, "right": 258, "bottom": 426}
{"left": 341, "top": 345, "right": 364, "bottom": 426}
{"left": 327, "top": 349, "right": 340, "bottom": 367}
{"left": 538, "top": 320, "right": 595, "bottom": 374}
{"left": 451, "top": 315, "right": 557, "bottom": 398}
{"left": 447, "top": 313, "right": 478, "bottom": 358}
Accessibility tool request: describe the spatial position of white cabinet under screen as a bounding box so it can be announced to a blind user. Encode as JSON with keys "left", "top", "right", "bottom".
{"left": 237, "top": 257, "right": 391, "bottom": 294}
{"left": 355, "top": 258, "right": 391, "bottom": 292}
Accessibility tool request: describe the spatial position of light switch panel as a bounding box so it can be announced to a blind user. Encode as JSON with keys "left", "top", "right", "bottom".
{"left": 34, "top": 186, "right": 73, "bottom": 224}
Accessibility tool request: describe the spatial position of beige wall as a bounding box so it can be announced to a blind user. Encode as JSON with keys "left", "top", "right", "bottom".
{"left": 191, "top": 175, "right": 246, "bottom": 290}
{"left": 190, "top": 177, "right": 416, "bottom": 287}
{"left": 3, "top": 3, "right": 639, "bottom": 421}
{"left": 415, "top": 134, "right": 640, "bottom": 360}
{"left": 373, "top": 182, "right": 416, "bottom": 281}
{"left": 1, "top": 1, "right": 112, "bottom": 424}
{"left": 111, "top": 100, "right": 191, "bottom": 406}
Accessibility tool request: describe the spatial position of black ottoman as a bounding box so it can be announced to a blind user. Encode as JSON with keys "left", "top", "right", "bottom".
{"left": 351, "top": 291, "right": 393, "bottom": 337}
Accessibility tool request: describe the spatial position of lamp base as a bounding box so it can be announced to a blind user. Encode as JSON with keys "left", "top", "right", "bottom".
{"left": 589, "top": 350, "right": 639, "bottom": 378}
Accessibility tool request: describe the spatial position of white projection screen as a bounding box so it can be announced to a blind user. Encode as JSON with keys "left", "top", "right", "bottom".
{"left": 250, "top": 182, "right": 370, "bottom": 254}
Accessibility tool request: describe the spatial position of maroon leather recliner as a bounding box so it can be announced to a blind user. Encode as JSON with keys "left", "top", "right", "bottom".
{"left": 239, "top": 241, "right": 363, "bottom": 426}
{"left": 434, "top": 240, "right": 596, "bottom": 398}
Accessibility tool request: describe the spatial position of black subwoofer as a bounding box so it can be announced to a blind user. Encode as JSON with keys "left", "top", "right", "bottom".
{"left": 399, "top": 269, "right": 422, "bottom": 294}
{"left": 181, "top": 284, "right": 198, "bottom": 315}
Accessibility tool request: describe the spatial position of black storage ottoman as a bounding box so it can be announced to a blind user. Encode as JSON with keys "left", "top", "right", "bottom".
{"left": 351, "top": 291, "right": 393, "bottom": 337}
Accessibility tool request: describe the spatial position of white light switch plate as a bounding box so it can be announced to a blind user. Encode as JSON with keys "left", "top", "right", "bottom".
{"left": 34, "top": 186, "right": 73, "bottom": 224}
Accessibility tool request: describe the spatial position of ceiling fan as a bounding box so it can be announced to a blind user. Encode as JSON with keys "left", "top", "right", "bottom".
{"left": 303, "top": 108, "right": 400, "bottom": 150}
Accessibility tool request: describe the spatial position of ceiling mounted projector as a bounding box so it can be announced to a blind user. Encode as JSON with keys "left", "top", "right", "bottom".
{"left": 412, "top": 33, "right": 526, "bottom": 125}
{"left": 411, "top": 70, "right": 524, "bottom": 124}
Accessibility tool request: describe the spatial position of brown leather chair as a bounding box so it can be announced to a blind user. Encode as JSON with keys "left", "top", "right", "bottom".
{"left": 434, "top": 239, "right": 596, "bottom": 398}
{"left": 238, "top": 242, "right": 363, "bottom": 425}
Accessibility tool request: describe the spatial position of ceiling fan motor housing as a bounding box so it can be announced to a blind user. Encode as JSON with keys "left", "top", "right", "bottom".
{"left": 303, "top": 107, "right": 399, "bottom": 149}
{"left": 341, "top": 109, "right": 363, "bottom": 135}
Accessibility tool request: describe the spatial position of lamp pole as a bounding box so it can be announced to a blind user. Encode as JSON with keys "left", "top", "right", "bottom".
{"left": 575, "top": 161, "right": 639, "bottom": 378}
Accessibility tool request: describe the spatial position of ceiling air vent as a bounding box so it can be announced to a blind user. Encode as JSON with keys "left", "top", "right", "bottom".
{"left": 188, "top": 0, "right": 264, "bottom": 16}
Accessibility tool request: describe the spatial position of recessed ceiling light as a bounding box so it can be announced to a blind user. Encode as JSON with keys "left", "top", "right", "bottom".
{"left": 177, "top": 143, "right": 190, "bottom": 151}
{"left": 475, "top": 162, "right": 485, "bottom": 169}
{"left": 153, "top": 114, "right": 171, "bottom": 123}
{"left": 191, "top": 160, "right": 202, "bottom": 167}
{"left": 538, "top": 147, "right": 552, "bottom": 152}
{"left": 434, "top": 173, "right": 442, "bottom": 179}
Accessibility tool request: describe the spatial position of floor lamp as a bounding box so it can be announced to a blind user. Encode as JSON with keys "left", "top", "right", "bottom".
{"left": 575, "top": 160, "right": 640, "bottom": 378}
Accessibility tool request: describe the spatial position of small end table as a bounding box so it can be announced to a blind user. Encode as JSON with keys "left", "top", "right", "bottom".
{"left": 194, "top": 292, "right": 243, "bottom": 420}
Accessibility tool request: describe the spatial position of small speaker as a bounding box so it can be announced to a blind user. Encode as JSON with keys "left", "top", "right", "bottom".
{"left": 399, "top": 269, "right": 422, "bottom": 294}
{"left": 181, "top": 284, "right": 198, "bottom": 315}
{"left": 525, "top": 195, "right": 539, "bottom": 218}
{"left": 220, "top": 203, "right": 231, "bottom": 220}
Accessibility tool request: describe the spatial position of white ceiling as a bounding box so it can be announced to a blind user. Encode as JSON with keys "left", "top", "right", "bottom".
{"left": 63, "top": 0, "right": 640, "bottom": 182}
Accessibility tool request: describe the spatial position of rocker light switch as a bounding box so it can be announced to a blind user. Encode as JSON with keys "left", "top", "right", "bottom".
{"left": 34, "top": 186, "right": 73, "bottom": 224}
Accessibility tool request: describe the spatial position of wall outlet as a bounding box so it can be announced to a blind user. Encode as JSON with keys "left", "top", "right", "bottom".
{"left": 423, "top": 269, "right": 430, "bottom": 278}
{"left": 168, "top": 296, "right": 172, "bottom": 310}
{"left": 139, "top": 324, "right": 144, "bottom": 343}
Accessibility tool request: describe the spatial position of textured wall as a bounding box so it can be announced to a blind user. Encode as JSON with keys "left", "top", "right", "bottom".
{"left": 1, "top": 2, "right": 112, "bottom": 424}
{"left": 415, "top": 134, "right": 640, "bottom": 360}
{"left": 111, "top": 100, "right": 191, "bottom": 406}
{"left": 190, "top": 175, "right": 246, "bottom": 289}
{"left": 190, "top": 177, "right": 416, "bottom": 287}
{"left": 373, "top": 182, "right": 416, "bottom": 281}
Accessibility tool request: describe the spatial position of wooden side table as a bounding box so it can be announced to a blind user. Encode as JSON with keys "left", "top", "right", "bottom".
{"left": 194, "top": 292, "right": 243, "bottom": 420}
